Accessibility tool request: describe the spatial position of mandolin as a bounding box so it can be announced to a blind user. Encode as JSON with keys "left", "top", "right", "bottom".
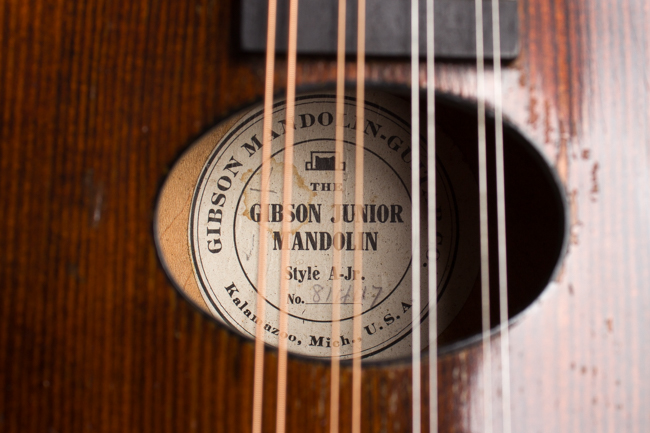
{"left": 1, "top": 0, "right": 649, "bottom": 432}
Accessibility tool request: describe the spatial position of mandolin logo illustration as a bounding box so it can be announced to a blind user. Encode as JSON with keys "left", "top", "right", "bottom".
{"left": 189, "top": 92, "right": 478, "bottom": 360}
{"left": 305, "top": 151, "right": 346, "bottom": 171}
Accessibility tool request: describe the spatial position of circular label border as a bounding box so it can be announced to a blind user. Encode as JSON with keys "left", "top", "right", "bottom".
{"left": 188, "top": 92, "right": 476, "bottom": 360}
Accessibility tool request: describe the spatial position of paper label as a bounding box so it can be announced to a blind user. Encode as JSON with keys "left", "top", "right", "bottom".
{"left": 190, "top": 92, "right": 478, "bottom": 360}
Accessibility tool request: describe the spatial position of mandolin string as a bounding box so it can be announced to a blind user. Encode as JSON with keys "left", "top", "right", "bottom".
{"left": 251, "top": 0, "right": 277, "bottom": 432}
{"left": 329, "top": 0, "right": 346, "bottom": 432}
{"left": 276, "top": 0, "right": 300, "bottom": 431}
{"left": 490, "top": 0, "right": 513, "bottom": 431}
{"left": 352, "top": 0, "right": 365, "bottom": 431}
{"left": 410, "top": 0, "right": 423, "bottom": 431}
{"left": 425, "top": 0, "right": 438, "bottom": 431}
{"left": 473, "top": 0, "right": 494, "bottom": 432}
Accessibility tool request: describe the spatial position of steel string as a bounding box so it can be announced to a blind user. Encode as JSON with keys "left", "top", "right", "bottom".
{"left": 410, "top": 0, "right": 423, "bottom": 430}
{"left": 474, "top": 0, "right": 494, "bottom": 432}
{"left": 490, "top": 0, "right": 513, "bottom": 431}
{"left": 425, "top": 0, "right": 438, "bottom": 431}
{"left": 329, "top": 0, "right": 347, "bottom": 432}
{"left": 251, "top": 1, "right": 278, "bottom": 432}
{"left": 351, "top": 0, "right": 366, "bottom": 431}
{"left": 275, "top": 0, "right": 300, "bottom": 431}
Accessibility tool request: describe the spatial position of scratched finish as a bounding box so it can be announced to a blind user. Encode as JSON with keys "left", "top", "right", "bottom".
{"left": 0, "top": 0, "right": 649, "bottom": 432}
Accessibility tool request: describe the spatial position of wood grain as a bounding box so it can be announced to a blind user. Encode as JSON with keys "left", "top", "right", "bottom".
{"left": 1, "top": 0, "right": 649, "bottom": 432}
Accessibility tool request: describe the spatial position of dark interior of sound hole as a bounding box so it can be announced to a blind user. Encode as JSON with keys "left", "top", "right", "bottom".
{"left": 426, "top": 93, "right": 567, "bottom": 351}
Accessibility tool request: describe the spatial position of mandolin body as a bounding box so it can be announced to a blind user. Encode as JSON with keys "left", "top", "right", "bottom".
{"left": 0, "top": 0, "right": 648, "bottom": 431}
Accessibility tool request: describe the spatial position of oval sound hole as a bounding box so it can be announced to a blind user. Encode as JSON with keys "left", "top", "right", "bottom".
{"left": 154, "top": 89, "right": 567, "bottom": 360}
{"left": 430, "top": 94, "right": 567, "bottom": 350}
